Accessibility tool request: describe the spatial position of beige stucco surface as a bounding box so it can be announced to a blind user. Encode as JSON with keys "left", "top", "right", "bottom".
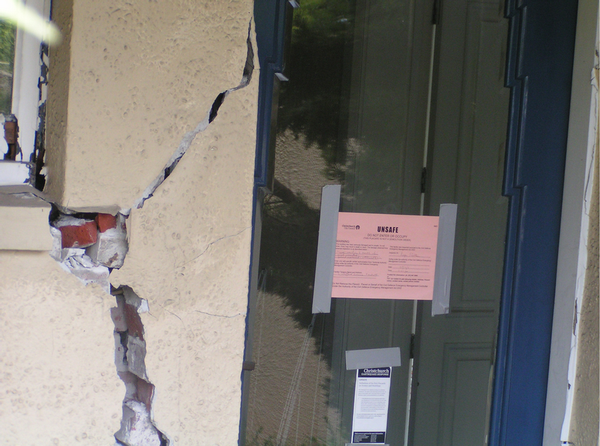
{"left": 1, "top": 0, "right": 257, "bottom": 444}
{"left": 44, "top": 0, "right": 72, "bottom": 205}
{"left": 0, "top": 251, "right": 121, "bottom": 444}
{"left": 0, "top": 186, "right": 53, "bottom": 250}
{"left": 46, "top": 0, "right": 254, "bottom": 211}
{"left": 111, "top": 87, "right": 256, "bottom": 443}
{"left": 568, "top": 147, "right": 599, "bottom": 444}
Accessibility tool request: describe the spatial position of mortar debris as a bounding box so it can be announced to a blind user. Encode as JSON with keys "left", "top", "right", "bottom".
{"left": 111, "top": 286, "right": 169, "bottom": 446}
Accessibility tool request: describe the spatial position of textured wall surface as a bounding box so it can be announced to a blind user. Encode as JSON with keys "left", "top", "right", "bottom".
{"left": 0, "top": 252, "right": 121, "bottom": 444}
{"left": 45, "top": 0, "right": 73, "bottom": 204}
{"left": 111, "top": 88, "right": 256, "bottom": 443}
{"left": 568, "top": 150, "right": 599, "bottom": 444}
{"left": 2, "top": 0, "right": 257, "bottom": 444}
{"left": 46, "top": 0, "right": 255, "bottom": 211}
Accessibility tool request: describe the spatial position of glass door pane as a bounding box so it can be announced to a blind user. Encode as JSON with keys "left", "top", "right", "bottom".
{"left": 242, "top": 0, "right": 509, "bottom": 444}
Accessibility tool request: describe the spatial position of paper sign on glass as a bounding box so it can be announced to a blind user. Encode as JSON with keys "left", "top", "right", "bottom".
{"left": 351, "top": 367, "right": 392, "bottom": 444}
{"left": 332, "top": 212, "right": 439, "bottom": 300}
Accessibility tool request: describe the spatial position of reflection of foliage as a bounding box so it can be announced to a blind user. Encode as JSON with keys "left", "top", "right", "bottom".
{"left": 0, "top": 21, "right": 16, "bottom": 64}
{"left": 248, "top": 5, "right": 357, "bottom": 444}
{"left": 0, "top": 21, "right": 15, "bottom": 114}
{"left": 277, "top": 0, "right": 354, "bottom": 176}
{"left": 260, "top": 1, "right": 356, "bottom": 329}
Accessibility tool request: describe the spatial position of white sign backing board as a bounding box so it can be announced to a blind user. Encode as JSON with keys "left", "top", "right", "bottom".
{"left": 351, "top": 367, "right": 392, "bottom": 444}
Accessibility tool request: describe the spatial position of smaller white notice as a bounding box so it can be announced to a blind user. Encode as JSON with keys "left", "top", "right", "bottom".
{"left": 351, "top": 367, "right": 392, "bottom": 444}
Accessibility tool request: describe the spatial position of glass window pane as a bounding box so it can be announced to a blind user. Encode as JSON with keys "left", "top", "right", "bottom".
{"left": 0, "top": 21, "right": 16, "bottom": 115}
{"left": 243, "top": 1, "right": 509, "bottom": 444}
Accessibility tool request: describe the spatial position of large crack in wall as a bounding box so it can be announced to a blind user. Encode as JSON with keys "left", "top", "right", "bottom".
{"left": 129, "top": 23, "right": 254, "bottom": 213}
{"left": 111, "top": 286, "right": 169, "bottom": 446}
{"left": 42, "top": 22, "right": 255, "bottom": 445}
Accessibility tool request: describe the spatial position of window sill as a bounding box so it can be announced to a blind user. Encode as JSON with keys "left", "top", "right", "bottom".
{"left": 0, "top": 184, "right": 52, "bottom": 251}
{"left": 0, "top": 161, "right": 31, "bottom": 185}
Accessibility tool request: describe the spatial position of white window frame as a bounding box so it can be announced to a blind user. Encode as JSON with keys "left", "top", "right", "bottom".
{"left": 0, "top": 0, "right": 51, "bottom": 186}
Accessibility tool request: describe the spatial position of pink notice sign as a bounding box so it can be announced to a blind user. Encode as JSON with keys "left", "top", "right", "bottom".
{"left": 332, "top": 212, "right": 440, "bottom": 300}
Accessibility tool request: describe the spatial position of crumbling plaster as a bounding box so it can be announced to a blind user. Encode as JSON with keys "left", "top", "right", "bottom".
{"left": 1, "top": 0, "right": 257, "bottom": 444}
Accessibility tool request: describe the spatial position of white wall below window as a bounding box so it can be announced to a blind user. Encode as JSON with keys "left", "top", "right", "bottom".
{"left": 0, "top": 160, "right": 30, "bottom": 184}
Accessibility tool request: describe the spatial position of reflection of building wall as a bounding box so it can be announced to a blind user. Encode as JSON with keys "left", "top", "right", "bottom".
{"left": 246, "top": 291, "right": 334, "bottom": 445}
{"left": 244, "top": 126, "right": 342, "bottom": 444}
{"left": 275, "top": 131, "right": 340, "bottom": 210}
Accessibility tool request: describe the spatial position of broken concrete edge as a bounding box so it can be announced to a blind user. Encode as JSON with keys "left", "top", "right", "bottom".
{"left": 132, "top": 20, "right": 255, "bottom": 211}
{"left": 111, "top": 285, "right": 169, "bottom": 446}
{"left": 47, "top": 206, "right": 129, "bottom": 293}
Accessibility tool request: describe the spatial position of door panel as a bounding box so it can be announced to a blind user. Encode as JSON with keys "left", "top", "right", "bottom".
{"left": 438, "top": 344, "right": 493, "bottom": 445}
{"left": 330, "top": 0, "right": 434, "bottom": 443}
{"left": 411, "top": 0, "right": 509, "bottom": 444}
{"left": 427, "top": 0, "right": 509, "bottom": 312}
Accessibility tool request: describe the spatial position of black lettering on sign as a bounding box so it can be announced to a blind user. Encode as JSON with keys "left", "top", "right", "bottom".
{"left": 377, "top": 226, "right": 399, "bottom": 233}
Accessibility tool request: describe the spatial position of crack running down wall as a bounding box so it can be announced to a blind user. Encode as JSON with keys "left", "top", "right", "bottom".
{"left": 0, "top": 0, "right": 258, "bottom": 444}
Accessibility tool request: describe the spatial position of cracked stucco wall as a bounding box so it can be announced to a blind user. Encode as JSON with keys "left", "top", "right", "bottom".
{"left": 1, "top": 0, "right": 257, "bottom": 444}
{"left": 46, "top": 0, "right": 255, "bottom": 211}
{"left": 109, "top": 88, "right": 255, "bottom": 443}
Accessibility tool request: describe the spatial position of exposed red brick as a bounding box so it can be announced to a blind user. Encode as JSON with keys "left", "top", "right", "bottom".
{"left": 96, "top": 213, "right": 118, "bottom": 233}
{"left": 4, "top": 120, "right": 18, "bottom": 144}
{"left": 59, "top": 221, "right": 97, "bottom": 248}
{"left": 124, "top": 303, "right": 144, "bottom": 341}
